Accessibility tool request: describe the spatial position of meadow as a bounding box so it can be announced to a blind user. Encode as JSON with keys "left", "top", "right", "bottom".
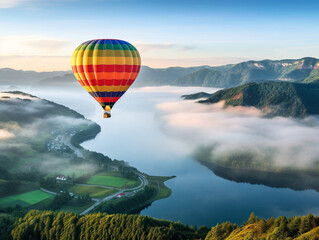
{"left": 68, "top": 185, "right": 117, "bottom": 199}
{"left": 0, "top": 190, "right": 52, "bottom": 208}
{"left": 86, "top": 173, "right": 139, "bottom": 188}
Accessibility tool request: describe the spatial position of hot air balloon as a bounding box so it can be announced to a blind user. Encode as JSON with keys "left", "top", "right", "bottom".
{"left": 71, "top": 39, "right": 141, "bottom": 118}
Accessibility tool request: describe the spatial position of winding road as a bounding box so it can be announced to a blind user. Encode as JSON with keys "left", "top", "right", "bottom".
{"left": 41, "top": 129, "right": 149, "bottom": 215}
{"left": 40, "top": 172, "right": 148, "bottom": 215}
{"left": 80, "top": 172, "right": 148, "bottom": 215}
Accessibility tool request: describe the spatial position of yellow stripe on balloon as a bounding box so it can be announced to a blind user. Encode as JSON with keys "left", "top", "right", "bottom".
{"left": 71, "top": 57, "right": 134, "bottom": 65}
{"left": 73, "top": 49, "right": 139, "bottom": 58}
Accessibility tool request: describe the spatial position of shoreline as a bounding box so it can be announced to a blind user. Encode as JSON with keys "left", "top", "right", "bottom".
{"left": 198, "top": 160, "right": 319, "bottom": 192}
{"left": 68, "top": 119, "right": 175, "bottom": 214}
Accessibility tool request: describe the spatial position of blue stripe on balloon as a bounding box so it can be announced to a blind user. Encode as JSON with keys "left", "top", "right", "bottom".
{"left": 88, "top": 91, "right": 126, "bottom": 97}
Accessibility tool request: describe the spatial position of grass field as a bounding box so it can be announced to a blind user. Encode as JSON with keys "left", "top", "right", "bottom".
{"left": 0, "top": 181, "right": 39, "bottom": 198}
{"left": 86, "top": 174, "right": 139, "bottom": 188}
{"left": 58, "top": 199, "right": 93, "bottom": 214}
{"left": 59, "top": 168, "right": 88, "bottom": 178}
{"left": 27, "top": 196, "right": 54, "bottom": 210}
{"left": 0, "top": 179, "right": 7, "bottom": 185}
{"left": 147, "top": 176, "right": 175, "bottom": 201}
{"left": 69, "top": 185, "right": 117, "bottom": 199}
{"left": 0, "top": 190, "right": 52, "bottom": 208}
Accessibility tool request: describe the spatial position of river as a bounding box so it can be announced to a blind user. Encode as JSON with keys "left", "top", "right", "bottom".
{"left": 27, "top": 85, "right": 319, "bottom": 227}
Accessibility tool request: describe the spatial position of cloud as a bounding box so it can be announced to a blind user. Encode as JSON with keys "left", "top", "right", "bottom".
{"left": 154, "top": 87, "right": 319, "bottom": 169}
{"left": 134, "top": 42, "right": 195, "bottom": 53}
{"left": 0, "top": 35, "right": 73, "bottom": 56}
{"left": 0, "top": 129, "right": 15, "bottom": 139}
{"left": 0, "top": 55, "right": 70, "bottom": 71}
{"left": 0, "top": 0, "right": 31, "bottom": 8}
{"left": 25, "top": 39, "right": 71, "bottom": 52}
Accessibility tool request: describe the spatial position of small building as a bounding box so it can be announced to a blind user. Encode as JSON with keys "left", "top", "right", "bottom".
{"left": 116, "top": 192, "right": 126, "bottom": 198}
{"left": 56, "top": 175, "right": 67, "bottom": 181}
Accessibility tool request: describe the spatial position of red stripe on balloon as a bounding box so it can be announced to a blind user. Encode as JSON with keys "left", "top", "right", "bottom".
{"left": 81, "top": 79, "right": 135, "bottom": 86}
{"left": 73, "top": 65, "right": 140, "bottom": 73}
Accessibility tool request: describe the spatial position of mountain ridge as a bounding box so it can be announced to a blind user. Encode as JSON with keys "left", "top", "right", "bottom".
{"left": 1, "top": 57, "right": 318, "bottom": 89}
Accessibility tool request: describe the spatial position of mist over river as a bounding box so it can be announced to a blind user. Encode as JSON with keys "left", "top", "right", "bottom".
{"left": 26, "top": 86, "right": 319, "bottom": 227}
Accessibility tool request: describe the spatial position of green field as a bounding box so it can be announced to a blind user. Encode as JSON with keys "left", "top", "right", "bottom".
{"left": 0, "top": 190, "right": 52, "bottom": 208}
{"left": 0, "top": 181, "right": 39, "bottom": 198}
{"left": 58, "top": 199, "right": 93, "bottom": 214}
{"left": 69, "top": 185, "right": 117, "bottom": 199}
{"left": 0, "top": 179, "right": 7, "bottom": 184}
{"left": 86, "top": 174, "right": 139, "bottom": 188}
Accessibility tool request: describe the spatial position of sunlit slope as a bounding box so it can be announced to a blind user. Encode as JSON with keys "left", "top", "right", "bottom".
{"left": 183, "top": 81, "right": 319, "bottom": 118}
{"left": 205, "top": 213, "right": 319, "bottom": 240}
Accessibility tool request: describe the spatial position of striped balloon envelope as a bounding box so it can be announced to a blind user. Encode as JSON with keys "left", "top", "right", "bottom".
{"left": 71, "top": 39, "right": 141, "bottom": 118}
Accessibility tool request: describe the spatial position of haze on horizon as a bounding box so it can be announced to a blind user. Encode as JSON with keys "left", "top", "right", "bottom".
{"left": 0, "top": 0, "right": 318, "bottom": 71}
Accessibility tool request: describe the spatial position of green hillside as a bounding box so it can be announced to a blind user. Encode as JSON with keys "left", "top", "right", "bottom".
{"left": 1, "top": 210, "right": 318, "bottom": 240}
{"left": 184, "top": 81, "right": 319, "bottom": 118}
{"left": 205, "top": 213, "right": 319, "bottom": 240}
{"left": 182, "top": 92, "right": 212, "bottom": 100}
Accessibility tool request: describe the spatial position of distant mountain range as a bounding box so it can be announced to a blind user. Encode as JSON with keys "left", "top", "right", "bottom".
{"left": 0, "top": 57, "right": 318, "bottom": 89}
{"left": 174, "top": 57, "right": 319, "bottom": 88}
{"left": 0, "top": 68, "right": 70, "bottom": 87}
{"left": 182, "top": 81, "right": 319, "bottom": 118}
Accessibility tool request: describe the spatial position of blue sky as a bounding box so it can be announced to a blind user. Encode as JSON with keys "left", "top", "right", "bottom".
{"left": 0, "top": 0, "right": 318, "bottom": 71}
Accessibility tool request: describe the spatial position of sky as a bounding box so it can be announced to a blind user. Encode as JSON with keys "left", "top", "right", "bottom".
{"left": 0, "top": 0, "right": 318, "bottom": 71}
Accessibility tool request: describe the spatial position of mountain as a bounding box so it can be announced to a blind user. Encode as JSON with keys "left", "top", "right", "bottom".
{"left": 182, "top": 92, "right": 212, "bottom": 100}
{"left": 0, "top": 68, "right": 69, "bottom": 86}
{"left": 183, "top": 81, "right": 319, "bottom": 118}
{"left": 175, "top": 57, "right": 319, "bottom": 88}
{"left": 32, "top": 73, "right": 79, "bottom": 90}
{"left": 1, "top": 57, "right": 319, "bottom": 89}
{"left": 136, "top": 58, "right": 319, "bottom": 87}
{"left": 133, "top": 65, "right": 208, "bottom": 87}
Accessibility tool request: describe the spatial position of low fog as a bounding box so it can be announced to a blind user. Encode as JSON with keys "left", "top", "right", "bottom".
{"left": 155, "top": 93, "right": 319, "bottom": 170}
{"left": 0, "top": 96, "right": 98, "bottom": 176}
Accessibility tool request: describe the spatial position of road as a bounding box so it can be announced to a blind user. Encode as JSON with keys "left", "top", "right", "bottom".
{"left": 40, "top": 188, "right": 57, "bottom": 195}
{"left": 80, "top": 172, "right": 148, "bottom": 215}
{"left": 75, "top": 183, "right": 120, "bottom": 190}
{"left": 40, "top": 187, "right": 99, "bottom": 202}
{"left": 40, "top": 172, "right": 149, "bottom": 215}
{"left": 61, "top": 135, "right": 84, "bottom": 158}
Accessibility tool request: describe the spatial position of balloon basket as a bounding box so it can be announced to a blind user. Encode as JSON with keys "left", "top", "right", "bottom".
{"left": 104, "top": 111, "right": 111, "bottom": 118}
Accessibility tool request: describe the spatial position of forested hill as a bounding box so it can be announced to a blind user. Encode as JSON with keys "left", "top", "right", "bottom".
{"left": 1, "top": 210, "right": 319, "bottom": 240}
{"left": 183, "top": 81, "right": 319, "bottom": 118}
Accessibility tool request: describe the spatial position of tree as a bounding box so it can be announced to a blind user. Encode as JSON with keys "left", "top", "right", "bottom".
{"left": 246, "top": 212, "right": 258, "bottom": 225}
